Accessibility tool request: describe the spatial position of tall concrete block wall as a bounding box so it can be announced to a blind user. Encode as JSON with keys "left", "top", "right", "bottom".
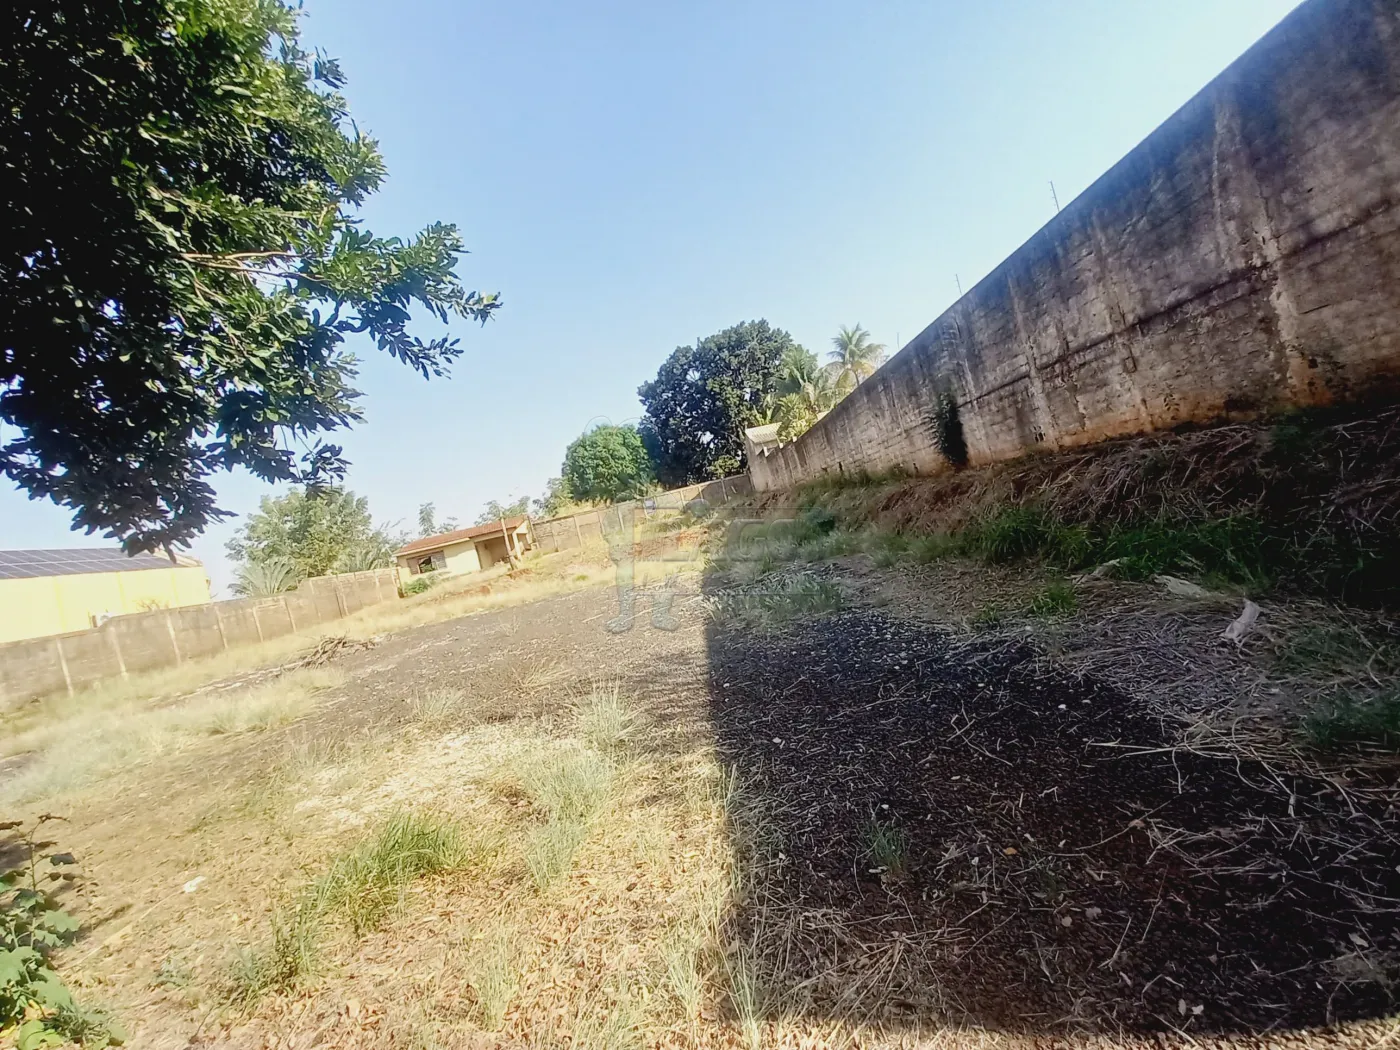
{"left": 750, "top": 0, "right": 1400, "bottom": 493}
{"left": 0, "top": 567, "right": 398, "bottom": 709}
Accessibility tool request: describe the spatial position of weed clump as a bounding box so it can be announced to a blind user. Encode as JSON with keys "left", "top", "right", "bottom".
{"left": 861, "top": 818, "right": 909, "bottom": 882}
{"left": 1302, "top": 690, "right": 1400, "bottom": 753}
{"left": 229, "top": 812, "right": 472, "bottom": 1003}
{"left": 1028, "top": 582, "right": 1078, "bottom": 617}
{"left": 709, "top": 574, "right": 845, "bottom": 628}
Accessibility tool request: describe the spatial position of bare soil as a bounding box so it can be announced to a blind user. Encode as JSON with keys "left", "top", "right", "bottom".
{"left": 709, "top": 608, "right": 1400, "bottom": 1034}
{"left": 15, "top": 543, "right": 1400, "bottom": 1048}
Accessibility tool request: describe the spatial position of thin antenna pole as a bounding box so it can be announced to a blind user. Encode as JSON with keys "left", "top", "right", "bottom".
{"left": 954, "top": 274, "right": 963, "bottom": 297}
{"left": 1049, "top": 181, "right": 1061, "bottom": 213}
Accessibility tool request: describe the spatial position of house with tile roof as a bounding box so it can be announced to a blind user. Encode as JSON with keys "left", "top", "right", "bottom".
{"left": 393, "top": 517, "right": 533, "bottom": 585}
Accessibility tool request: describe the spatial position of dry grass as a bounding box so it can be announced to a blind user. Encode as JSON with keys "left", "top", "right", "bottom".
{"left": 0, "top": 665, "right": 346, "bottom": 804}
{"left": 0, "top": 547, "right": 619, "bottom": 744}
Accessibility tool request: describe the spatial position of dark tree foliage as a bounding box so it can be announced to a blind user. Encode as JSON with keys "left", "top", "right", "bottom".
{"left": 638, "top": 320, "right": 794, "bottom": 486}
{"left": 1, "top": 0, "right": 499, "bottom": 553}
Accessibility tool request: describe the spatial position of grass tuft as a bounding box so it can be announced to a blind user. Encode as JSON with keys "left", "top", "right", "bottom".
{"left": 410, "top": 686, "right": 469, "bottom": 731}
{"left": 469, "top": 932, "right": 519, "bottom": 1029}
{"left": 524, "top": 818, "right": 589, "bottom": 889}
{"left": 576, "top": 682, "right": 634, "bottom": 755}
{"left": 1027, "top": 581, "right": 1078, "bottom": 617}
{"left": 709, "top": 573, "right": 844, "bottom": 627}
{"left": 861, "top": 818, "right": 909, "bottom": 881}
{"left": 316, "top": 812, "right": 470, "bottom": 935}
{"left": 228, "top": 901, "right": 321, "bottom": 1004}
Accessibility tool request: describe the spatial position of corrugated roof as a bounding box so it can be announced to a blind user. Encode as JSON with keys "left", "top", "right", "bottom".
{"left": 396, "top": 517, "right": 529, "bottom": 557}
{"left": 0, "top": 548, "right": 202, "bottom": 581}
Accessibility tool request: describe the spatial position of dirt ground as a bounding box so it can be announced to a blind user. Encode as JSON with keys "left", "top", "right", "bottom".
{"left": 6, "top": 538, "right": 1400, "bottom": 1049}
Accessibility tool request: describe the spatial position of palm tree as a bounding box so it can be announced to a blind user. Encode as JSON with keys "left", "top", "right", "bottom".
{"left": 826, "top": 325, "right": 886, "bottom": 395}
{"left": 233, "top": 557, "right": 301, "bottom": 597}
{"left": 774, "top": 347, "right": 838, "bottom": 439}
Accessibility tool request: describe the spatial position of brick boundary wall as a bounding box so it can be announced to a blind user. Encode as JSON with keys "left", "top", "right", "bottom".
{"left": 0, "top": 567, "right": 398, "bottom": 709}
{"left": 749, "top": 0, "right": 1400, "bottom": 493}
{"left": 530, "top": 475, "right": 752, "bottom": 554}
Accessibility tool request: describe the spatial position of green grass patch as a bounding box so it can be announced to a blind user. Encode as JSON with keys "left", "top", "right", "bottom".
{"left": 861, "top": 818, "right": 909, "bottom": 881}
{"left": 1301, "top": 689, "right": 1400, "bottom": 753}
{"left": 710, "top": 574, "right": 845, "bottom": 627}
{"left": 1027, "top": 582, "right": 1078, "bottom": 617}
{"left": 969, "top": 604, "right": 1005, "bottom": 629}
{"left": 229, "top": 812, "right": 473, "bottom": 1003}
{"left": 315, "top": 812, "right": 469, "bottom": 935}
{"left": 824, "top": 504, "right": 1355, "bottom": 597}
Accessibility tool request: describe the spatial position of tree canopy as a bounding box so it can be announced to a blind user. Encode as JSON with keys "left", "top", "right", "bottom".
{"left": 417, "top": 502, "right": 458, "bottom": 538}
{"left": 475, "top": 496, "right": 531, "bottom": 526}
{"left": 773, "top": 345, "right": 837, "bottom": 441}
{"left": 827, "top": 325, "right": 886, "bottom": 394}
{"left": 560, "top": 424, "right": 655, "bottom": 504}
{"left": 226, "top": 487, "right": 398, "bottom": 589}
{"left": 1, "top": 0, "right": 498, "bottom": 555}
{"left": 638, "top": 321, "right": 795, "bottom": 486}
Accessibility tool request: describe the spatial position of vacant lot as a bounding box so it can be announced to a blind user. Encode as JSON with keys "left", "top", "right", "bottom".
{"left": 3, "top": 525, "right": 1399, "bottom": 1049}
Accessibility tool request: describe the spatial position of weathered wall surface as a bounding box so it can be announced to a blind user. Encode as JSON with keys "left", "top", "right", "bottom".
{"left": 531, "top": 475, "right": 751, "bottom": 554}
{"left": 0, "top": 568, "right": 398, "bottom": 709}
{"left": 750, "top": 0, "right": 1400, "bottom": 492}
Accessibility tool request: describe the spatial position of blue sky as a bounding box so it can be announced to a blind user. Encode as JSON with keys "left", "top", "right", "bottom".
{"left": 1, "top": 0, "right": 1302, "bottom": 594}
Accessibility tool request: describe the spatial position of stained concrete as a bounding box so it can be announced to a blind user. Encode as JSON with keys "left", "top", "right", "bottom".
{"left": 750, "top": 0, "right": 1400, "bottom": 491}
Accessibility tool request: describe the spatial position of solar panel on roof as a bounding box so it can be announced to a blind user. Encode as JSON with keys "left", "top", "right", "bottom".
{"left": 0, "top": 548, "right": 200, "bottom": 580}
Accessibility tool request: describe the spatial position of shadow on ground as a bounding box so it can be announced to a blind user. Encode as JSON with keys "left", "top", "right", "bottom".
{"left": 701, "top": 573, "right": 1400, "bottom": 1036}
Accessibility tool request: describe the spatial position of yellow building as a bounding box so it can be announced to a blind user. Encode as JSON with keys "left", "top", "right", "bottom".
{"left": 395, "top": 517, "right": 533, "bottom": 586}
{"left": 0, "top": 548, "right": 211, "bottom": 644}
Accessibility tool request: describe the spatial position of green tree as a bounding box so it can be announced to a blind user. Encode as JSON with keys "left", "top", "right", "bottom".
{"left": 226, "top": 487, "right": 397, "bottom": 584}
{"left": 1, "top": 0, "right": 499, "bottom": 556}
{"left": 417, "top": 502, "right": 458, "bottom": 538}
{"left": 638, "top": 321, "right": 796, "bottom": 486}
{"left": 233, "top": 557, "right": 300, "bottom": 597}
{"left": 774, "top": 346, "right": 837, "bottom": 440}
{"left": 560, "top": 425, "right": 655, "bottom": 504}
{"left": 475, "top": 496, "right": 531, "bottom": 526}
{"left": 532, "top": 477, "right": 580, "bottom": 519}
{"left": 827, "top": 325, "right": 886, "bottom": 394}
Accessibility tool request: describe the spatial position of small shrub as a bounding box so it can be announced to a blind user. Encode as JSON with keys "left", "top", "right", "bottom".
{"left": 1027, "top": 582, "right": 1078, "bottom": 617}
{"left": 0, "top": 817, "right": 120, "bottom": 1046}
{"left": 797, "top": 506, "right": 837, "bottom": 537}
{"left": 402, "top": 574, "right": 441, "bottom": 597}
{"left": 932, "top": 386, "right": 969, "bottom": 468}
{"left": 1302, "top": 690, "right": 1400, "bottom": 752}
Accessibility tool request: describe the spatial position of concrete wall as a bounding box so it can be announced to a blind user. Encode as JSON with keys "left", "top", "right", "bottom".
{"left": 0, "top": 563, "right": 211, "bottom": 643}
{"left": 750, "top": 0, "right": 1400, "bottom": 492}
{"left": 0, "top": 567, "right": 398, "bottom": 709}
{"left": 531, "top": 475, "right": 752, "bottom": 554}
